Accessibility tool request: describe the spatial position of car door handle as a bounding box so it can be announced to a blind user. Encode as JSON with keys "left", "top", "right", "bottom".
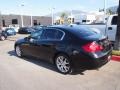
{"left": 108, "top": 27, "right": 112, "bottom": 30}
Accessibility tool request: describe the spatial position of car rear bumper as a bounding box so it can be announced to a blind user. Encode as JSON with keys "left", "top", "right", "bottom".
{"left": 70, "top": 48, "right": 112, "bottom": 69}
{"left": 90, "top": 50, "right": 112, "bottom": 68}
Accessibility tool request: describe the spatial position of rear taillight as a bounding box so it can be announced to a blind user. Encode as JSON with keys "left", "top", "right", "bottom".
{"left": 82, "top": 42, "right": 103, "bottom": 53}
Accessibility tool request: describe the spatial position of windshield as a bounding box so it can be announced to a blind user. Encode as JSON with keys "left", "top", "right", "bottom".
{"left": 72, "top": 26, "right": 100, "bottom": 37}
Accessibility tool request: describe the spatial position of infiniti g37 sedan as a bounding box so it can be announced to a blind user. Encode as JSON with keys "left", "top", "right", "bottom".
{"left": 15, "top": 25, "right": 112, "bottom": 74}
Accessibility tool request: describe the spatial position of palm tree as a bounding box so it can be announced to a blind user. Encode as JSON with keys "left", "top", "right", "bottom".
{"left": 60, "top": 12, "right": 67, "bottom": 19}
{"left": 60, "top": 12, "right": 68, "bottom": 24}
{"left": 114, "top": 0, "right": 120, "bottom": 50}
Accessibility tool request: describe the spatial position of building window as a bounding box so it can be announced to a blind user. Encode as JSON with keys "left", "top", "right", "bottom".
{"left": 82, "top": 20, "right": 86, "bottom": 23}
{"left": 34, "top": 20, "right": 38, "bottom": 25}
{"left": 12, "top": 19, "right": 18, "bottom": 24}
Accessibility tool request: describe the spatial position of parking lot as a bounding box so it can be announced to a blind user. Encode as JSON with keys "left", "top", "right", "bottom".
{"left": 0, "top": 34, "right": 120, "bottom": 90}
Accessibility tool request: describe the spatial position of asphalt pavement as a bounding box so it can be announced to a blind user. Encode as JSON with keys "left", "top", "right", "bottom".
{"left": 0, "top": 34, "right": 120, "bottom": 90}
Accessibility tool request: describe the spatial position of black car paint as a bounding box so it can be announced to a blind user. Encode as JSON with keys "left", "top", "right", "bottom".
{"left": 18, "top": 27, "right": 35, "bottom": 34}
{"left": 15, "top": 26, "right": 112, "bottom": 69}
{"left": 15, "top": 35, "right": 73, "bottom": 63}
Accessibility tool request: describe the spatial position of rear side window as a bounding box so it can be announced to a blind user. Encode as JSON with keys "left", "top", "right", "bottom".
{"left": 111, "top": 16, "right": 117, "bottom": 25}
{"left": 41, "top": 29, "right": 64, "bottom": 40}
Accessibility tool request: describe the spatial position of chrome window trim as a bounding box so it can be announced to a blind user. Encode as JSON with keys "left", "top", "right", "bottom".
{"left": 57, "top": 29, "right": 65, "bottom": 40}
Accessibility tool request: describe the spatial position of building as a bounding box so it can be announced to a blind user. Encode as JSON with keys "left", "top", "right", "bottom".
{"left": 67, "top": 14, "right": 96, "bottom": 24}
{"left": 55, "top": 14, "right": 96, "bottom": 25}
{"left": 54, "top": 11, "right": 106, "bottom": 25}
{"left": 0, "top": 14, "right": 52, "bottom": 27}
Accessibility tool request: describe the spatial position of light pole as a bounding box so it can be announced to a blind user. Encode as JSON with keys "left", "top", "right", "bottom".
{"left": 104, "top": 0, "right": 107, "bottom": 23}
{"left": 51, "top": 8, "right": 55, "bottom": 25}
{"left": 71, "top": 10, "right": 73, "bottom": 24}
{"left": 20, "top": 4, "right": 24, "bottom": 27}
{"left": 0, "top": 11, "right": 2, "bottom": 29}
{"left": 31, "top": 15, "right": 33, "bottom": 27}
{"left": 29, "top": 5, "right": 33, "bottom": 27}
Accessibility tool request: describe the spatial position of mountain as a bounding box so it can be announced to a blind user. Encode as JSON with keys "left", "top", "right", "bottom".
{"left": 46, "top": 10, "right": 87, "bottom": 17}
{"left": 46, "top": 6, "right": 118, "bottom": 17}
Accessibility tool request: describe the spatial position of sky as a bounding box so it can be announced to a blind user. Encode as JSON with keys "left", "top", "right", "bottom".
{"left": 0, "top": 0, "right": 119, "bottom": 16}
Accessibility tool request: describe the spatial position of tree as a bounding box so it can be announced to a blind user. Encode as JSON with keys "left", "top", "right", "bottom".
{"left": 60, "top": 12, "right": 68, "bottom": 24}
{"left": 114, "top": 0, "right": 120, "bottom": 50}
{"left": 60, "top": 12, "right": 67, "bottom": 19}
{"left": 106, "top": 9, "right": 113, "bottom": 15}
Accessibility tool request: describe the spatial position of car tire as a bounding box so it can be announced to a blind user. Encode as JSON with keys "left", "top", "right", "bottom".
{"left": 0, "top": 36, "right": 6, "bottom": 41}
{"left": 15, "top": 45, "right": 23, "bottom": 57}
{"left": 55, "top": 54, "right": 73, "bottom": 74}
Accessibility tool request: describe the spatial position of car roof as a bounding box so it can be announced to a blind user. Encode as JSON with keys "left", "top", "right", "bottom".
{"left": 47, "top": 25, "right": 101, "bottom": 39}
{"left": 48, "top": 25, "right": 73, "bottom": 30}
{"left": 48, "top": 25, "right": 89, "bottom": 32}
{"left": 6, "top": 28, "right": 14, "bottom": 29}
{"left": 20, "top": 27, "right": 32, "bottom": 29}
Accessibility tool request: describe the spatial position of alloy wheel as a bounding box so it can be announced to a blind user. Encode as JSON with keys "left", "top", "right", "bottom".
{"left": 0, "top": 36, "right": 5, "bottom": 41}
{"left": 15, "top": 46, "right": 22, "bottom": 57}
{"left": 55, "top": 55, "right": 71, "bottom": 74}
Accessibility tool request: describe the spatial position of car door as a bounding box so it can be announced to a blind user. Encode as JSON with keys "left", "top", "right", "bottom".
{"left": 106, "top": 16, "right": 117, "bottom": 41}
{"left": 34, "top": 28, "right": 65, "bottom": 62}
{"left": 21, "top": 29, "right": 43, "bottom": 57}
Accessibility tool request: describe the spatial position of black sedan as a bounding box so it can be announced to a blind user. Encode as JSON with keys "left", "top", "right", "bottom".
{"left": 32, "top": 25, "right": 47, "bottom": 30}
{"left": 0, "top": 30, "right": 7, "bottom": 41}
{"left": 15, "top": 25, "right": 112, "bottom": 74}
{"left": 18, "top": 27, "right": 35, "bottom": 34}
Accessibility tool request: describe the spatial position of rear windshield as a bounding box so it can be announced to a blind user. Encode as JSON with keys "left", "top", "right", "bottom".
{"left": 71, "top": 27, "right": 98, "bottom": 37}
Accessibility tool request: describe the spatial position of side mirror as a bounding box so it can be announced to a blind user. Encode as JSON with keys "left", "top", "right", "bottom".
{"left": 24, "top": 36, "right": 31, "bottom": 41}
{"left": 25, "top": 36, "right": 35, "bottom": 43}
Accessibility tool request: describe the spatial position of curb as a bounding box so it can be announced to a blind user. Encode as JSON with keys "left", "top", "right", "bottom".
{"left": 112, "top": 55, "right": 120, "bottom": 62}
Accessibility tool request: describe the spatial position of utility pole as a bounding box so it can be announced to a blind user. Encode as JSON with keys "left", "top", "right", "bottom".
{"left": 114, "top": 0, "right": 120, "bottom": 50}
{"left": 104, "top": 0, "right": 107, "bottom": 23}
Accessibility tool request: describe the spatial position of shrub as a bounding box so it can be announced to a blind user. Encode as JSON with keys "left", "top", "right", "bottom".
{"left": 112, "top": 50, "right": 120, "bottom": 56}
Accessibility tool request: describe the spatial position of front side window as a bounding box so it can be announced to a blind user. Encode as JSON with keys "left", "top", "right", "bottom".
{"left": 30, "top": 29, "right": 43, "bottom": 39}
{"left": 41, "top": 29, "right": 64, "bottom": 40}
{"left": 111, "top": 16, "right": 117, "bottom": 25}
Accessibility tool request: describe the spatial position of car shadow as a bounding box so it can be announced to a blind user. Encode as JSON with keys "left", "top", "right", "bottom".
{"left": 8, "top": 50, "right": 17, "bottom": 56}
{"left": 8, "top": 50, "right": 87, "bottom": 75}
{"left": 8, "top": 50, "right": 58, "bottom": 72}
{"left": 6, "top": 37, "right": 17, "bottom": 41}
